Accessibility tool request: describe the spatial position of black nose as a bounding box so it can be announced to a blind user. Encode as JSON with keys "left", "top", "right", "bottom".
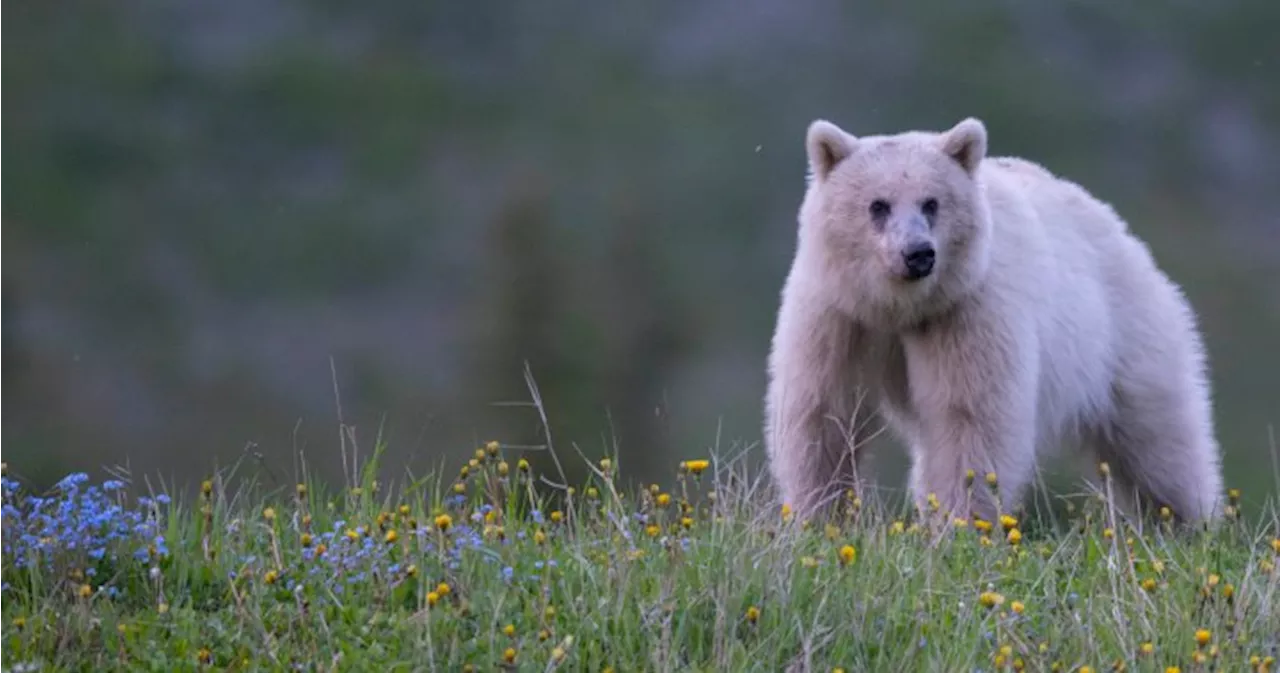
{"left": 902, "top": 242, "right": 935, "bottom": 279}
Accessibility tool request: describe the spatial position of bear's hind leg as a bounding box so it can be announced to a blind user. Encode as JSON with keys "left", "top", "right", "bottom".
{"left": 1092, "top": 382, "right": 1224, "bottom": 525}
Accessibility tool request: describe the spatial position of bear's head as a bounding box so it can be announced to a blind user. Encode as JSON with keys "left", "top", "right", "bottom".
{"left": 796, "top": 117, "right": 993, "bottom": 329}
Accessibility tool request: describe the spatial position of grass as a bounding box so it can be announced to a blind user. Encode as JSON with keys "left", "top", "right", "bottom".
{"left": 2, "top": 438, "right": 1279, "bottom": 673}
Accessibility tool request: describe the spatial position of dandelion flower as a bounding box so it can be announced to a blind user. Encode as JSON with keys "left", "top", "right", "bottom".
{"left": 198, "top": 648, "right": 213, "bottom": 665}
{"left": 534, "top": 530, "right": 547, "bottom": 545}
{"left": 646, "top": 524, "right": 660, "bottom": 538}
{"left": 1102, "top": 528, "right": 1115, "bottom": 540}
{"left": 551, "top": 647, "right": 566, "bottom": 663}
{"left": 985, "top": 472, "right": 999, "bottom": 488}
{"left": 78, "top": 584, "right": 93, "bottom": 598}
{"left": 518, "top": 459, "right": 530, "bottom": 473}
{"left": 503, "top": 648, "right": 517, "bottom": 664}
{"left": 974, "top": 519, "right": 994, "bottom": 534}
{"left": 1010, "top": 600, "right": 1025, "bottom": 614}
{"left": 427, "top": 591, "right": 440, "bottom": 607}
{"left": 1164, "top": 667, "right": 1180, "bottom": 673}
{"left": 978, "top": 591, "right": 1005, "bottom": 609}
{"left": 406, "top": 565, "right": 418, "bottom": 577}
{"left": 685, "top": 459, "right": 710, "bottom": 475}
{"left": 436, "top": 582, "right": 450, "bottom": 596}
{"left": 1139, "top": 642, "right": 1154, "bottom": 655}
{"left": 384, "top": 530, "right": 398, "bottom": 544}
{"left": 262, "top": 507, "right": 276, "bottom": 521}
{"left": 838, "top": 545, "right": 856, "bottom": 566}
{"left": 550, "top": 510, "right": 563, "bottom": 524}
{"left": 1195, "top": 629, "right": 1211, "bottom": 647}
{"left": 503, "top": 624, "right": 515, "bottom": 637}
{"left": 781, "top": 504, "right": 793, "bottom": 521}
{"left": 1097, "top": 461, "right": 1111, "bottom": 477}
{"left": 599, "top": 458, "right": 612, "bottom": 472}
{"left": 497, "top": 461, "right": 509, "bottom": 477}
{"left": 1270, "top": 538, "right": 1280, "bottom": 554}
{"left": 1141, "top": 578, "right": 1157, "bottom": 592}
{"left": 300, "top": 533, "right": 313, "bottom": 547}
{"left": 745, "top": 606, "right": 760, "bottom": 623}
{"left": 657, "top": 493, "right": 672, "bottom": 507}
{"left": 435, "top": 514, "right": 453, "bottom": 532}
{"left": 264, "top": 570, "right": 279, "bottom": 585}
{"left": 801, "top": 556, "right": 819, "bottom": 568}
{"left": 586, "top": 486, "right": 599, "bottom": 499}
{"left": 486, "top": 440, "right": 500, "bottom": 455}
{"left": 1007, "top": 528, "right": 1022, "bottom": 545}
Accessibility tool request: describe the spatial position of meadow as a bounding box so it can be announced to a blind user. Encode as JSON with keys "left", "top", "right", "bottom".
{"left": 2, "top": 438, "right": 1279, "bottom": 672}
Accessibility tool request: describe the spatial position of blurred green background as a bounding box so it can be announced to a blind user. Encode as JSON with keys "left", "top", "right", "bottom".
{"left": 4, "top": 1, "right": 1279, "bottom": 512}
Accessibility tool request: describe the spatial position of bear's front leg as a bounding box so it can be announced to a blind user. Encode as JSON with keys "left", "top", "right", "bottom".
{"left": 902, "top": 311, "right": 1039, "bottom": 527}
{"left": 764, "top": 296, "right": 877, "bottom": 520}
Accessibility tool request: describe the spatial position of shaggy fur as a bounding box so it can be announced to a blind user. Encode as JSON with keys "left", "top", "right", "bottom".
{"left": 764, "top": 117, "right": 1224, "bottom": 526}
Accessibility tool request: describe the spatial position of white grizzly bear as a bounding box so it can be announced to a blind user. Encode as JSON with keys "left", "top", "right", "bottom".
{"left": 763, "top": 116, "right": 1224, "bottom": 526}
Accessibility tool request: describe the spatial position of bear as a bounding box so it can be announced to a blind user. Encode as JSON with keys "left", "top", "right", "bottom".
{"left": 763, "top": 116, "right": 1224, "bottom": 527}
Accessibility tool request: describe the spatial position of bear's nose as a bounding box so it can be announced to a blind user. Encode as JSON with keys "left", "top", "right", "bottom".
{"left": 902, "top": 242, "right": 935, "bottom": 279}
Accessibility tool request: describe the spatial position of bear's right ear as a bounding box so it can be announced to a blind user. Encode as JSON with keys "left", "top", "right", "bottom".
{"left": 805, "top": 120, "right": 854, "bottom": 181}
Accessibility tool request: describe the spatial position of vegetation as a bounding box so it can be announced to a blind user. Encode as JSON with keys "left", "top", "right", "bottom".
{"left": 3, "top": 439, "right": 1279, "bottom": 672}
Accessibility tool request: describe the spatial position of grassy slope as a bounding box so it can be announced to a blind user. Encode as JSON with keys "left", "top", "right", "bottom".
{"left": 2, "top": 442, "right": 1279, "bottom": 673}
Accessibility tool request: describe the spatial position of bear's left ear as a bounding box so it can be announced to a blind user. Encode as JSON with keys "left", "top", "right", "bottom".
{"left": 940, "top": 117, "right": 987, "bottom": 174}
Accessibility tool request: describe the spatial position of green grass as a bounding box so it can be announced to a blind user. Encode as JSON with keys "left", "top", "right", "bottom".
{"left": 3, "top": 440, "right": 1279, "bottom": 673}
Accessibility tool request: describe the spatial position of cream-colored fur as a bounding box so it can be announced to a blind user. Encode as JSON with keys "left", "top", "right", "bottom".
{"left": 764, "top": 117, "right": 1224, "bottom": 526}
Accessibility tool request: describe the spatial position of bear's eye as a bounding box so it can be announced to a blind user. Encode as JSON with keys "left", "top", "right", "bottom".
{"left": 921, "top": 198, "right": 939, "bottom": 217}
{"left": 869, "top": 199, "right": 891, "bottom": 218}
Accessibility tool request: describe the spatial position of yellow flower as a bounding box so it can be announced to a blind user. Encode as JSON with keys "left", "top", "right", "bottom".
{"left": 264, "top": 570, "right": 279, "bottom": 585}
{"left": 436, "top": 582, "right": 450, "bottom": 596}
{"left": 544, "top": 605, "right": 556, "bottom": 619}
{"left": 1079, "top": 667, "right": 1093, "bottom": 673}
{"left": 1102, "top": 528, "right": 1115, "bottom": 540}
{"left": 1007, "top": 528, "right": 1022, "bottom": 545}
{"left": 474, "top": 448, "right": 486, "bottom": 461}
{"left": 551, "top": 647, "right": 566, "bottom": 663}
{"left": 384, "top": 529, "right": 398, "bottom": 544}
{"left": 599, "top": 458, "right": 612, "bottom": 472}
{"left": 300, "top": 533, "right": 313, "bottom": 547}
{"left": 1010, "top": 600, "right": 1025, "bottom": 614}
{"left": 1097, "top": 461, "right": 1111, "bottom": 477}
{"left": 262, "top": 507, "right": 276, "bottom": 521}
{"left": 1151, "top": 559, "right": 1165, "bottom": 574}
{"left": 1195, "top": 629, "right": 1211, "bottom": 647}
{"left": 1165, "top": 667, "right": 1181, "bottom": 673}
{"left": 497, "top": 461, "right": 509, "bottom": 477}
{"left": 201, "top": 480, "right": 214, "bottom": 497}
{"left": 534, "top": 530, "right": 547, "bottom": 545}
{"left": 1222, "top": 583, "right": 1235, "bottom": 599}
{"left": 926, "top": 493, "right": 941, "bottom": 511}
{"left": 965, "top": 469, "right": 976, "bottom": 487}
{"left": 978, "top": 591, "right": 1005, "bottom": 609}
{"left": 999, "top": 515, "right": 1018, "bottom": 531}
{"left": 503, "top": 647, "right": 517, "bottom": 664}
{"left": 586, "top": 486, "right": 599, "bottom": 498}
{"left": 685, "top": 459, "right": 710, "bottom": 475}
{"left": 953, "top": 517, "right": 969, "bottom": 528}
{"left": 405, "top": 564, "right": 417, "bottom": 577}
{"left": 503, "top": 624, "right": 515, "bottom": 637}
{"left": 974, "top": 518, "right": 993, "bottom": 534}
{"left": 296, "top": 483, "right": 307, "bottom": 497}
{"left": 1141, "top": 578, "right": 1157, "bottom": 592}
{"left": 158, "top": 602, "right": 169, "bottom": 614}
{"left": 435, "top": 514, "right": 452, "bottom": 532}
{"left": 517, "top": 459, "right": 530, "bottom": 472}
{"left": 781, "top": 504, "right": 793, "bottom": 521}
{"left": 427, "top": 591, "right": 440, "bottom": 607}
{"left": 681, "top": 517, "right": 694, "bottom": 529}
{"left": 1159, "top": 506, "right": 1173, "bottom": 521}
{"left": 825, "top": 524, "right": 840, "bottom": 540}
{"left": 745, "top": 605, "right": 760, "bottom": 623}
{"left": 985, "top": 472, "right": 999, "bottom": 488}
{"left": 453, "top": 482, "right": 466, "bottom": 495}
{"left": 550, "top": 510, "right": 563, "bottom": 524}
{"left": 11, "top": 617, "right": 25, "bottom": 630}
{"left": 838, "top": 544, "right": 857, "bottom": 566}
{"left": 646, "top": 524, "right": 660, "bottom": 537}
{"left": 1139, "top": 642, "right": 1154, "bottom": 655}
{"left": 1271, "top": 538, "right": 1280, "bottom": 554}
{"left": 198, "top": 648, "right": 213, "bottom": 664}
{"left": 486, "top": 440, "right": 500, "bottom": 455}
{"left": 345, "top": 528, "right": 359, "bottom": 542}
{"left": 657, "top": 493, "right": 672, "bottom": 507}
{"left": 1207, "top": 573, "right": 1220, "bottom": 587}
{"left": 78, "top": 583, "right": 93, "bottom": 598}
